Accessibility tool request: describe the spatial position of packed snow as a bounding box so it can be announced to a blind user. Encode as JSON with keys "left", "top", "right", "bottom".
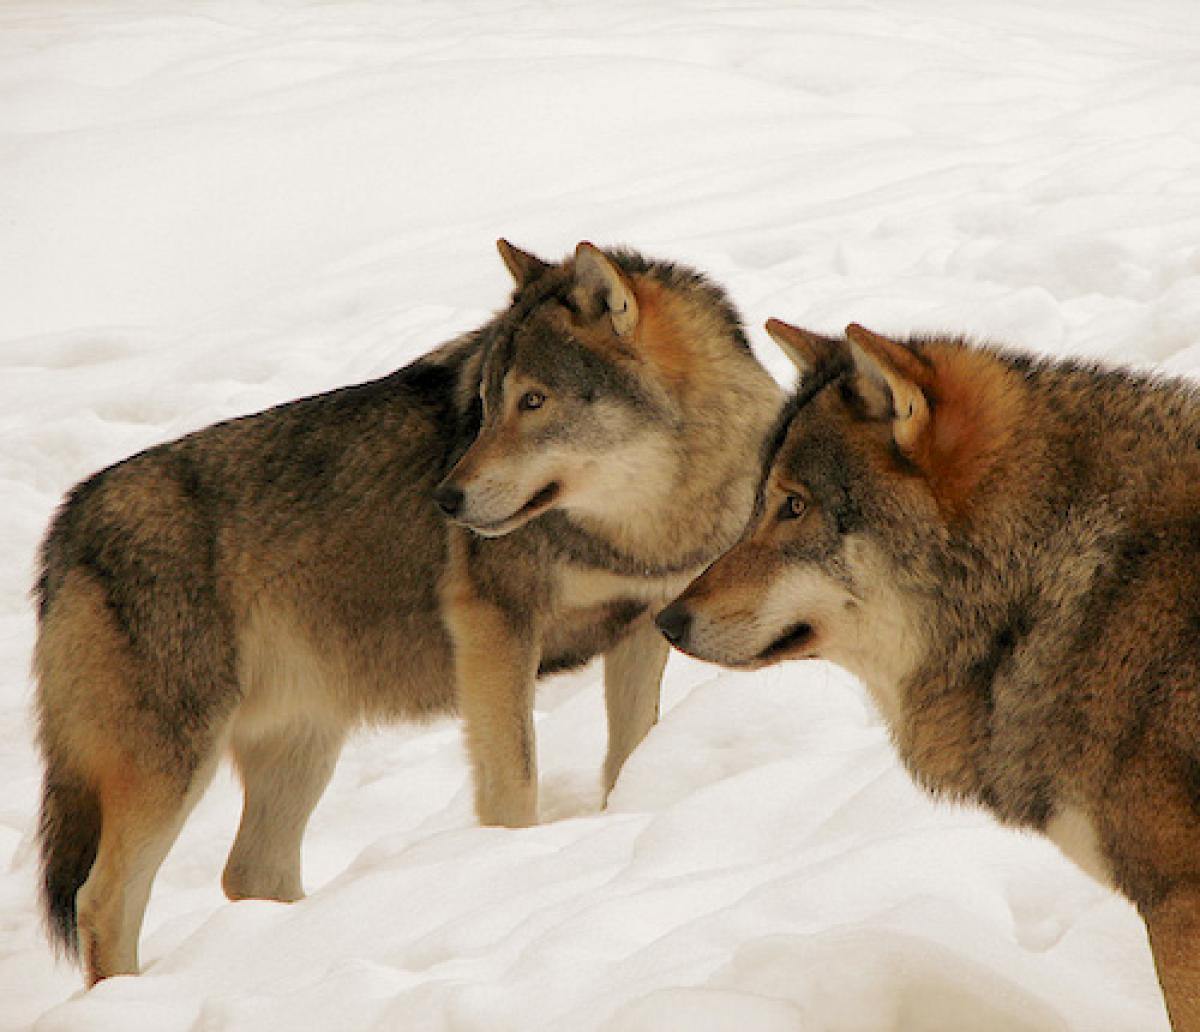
{"left": 3, "top": 1, "right": 1198, "bottom": 1029}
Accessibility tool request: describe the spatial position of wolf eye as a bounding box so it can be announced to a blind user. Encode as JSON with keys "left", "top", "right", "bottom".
{"left": 518, "top": 390, "right": 546, "bottom": 412}
{"left": 778, "top": 494, "right": 806, "bottom": 521}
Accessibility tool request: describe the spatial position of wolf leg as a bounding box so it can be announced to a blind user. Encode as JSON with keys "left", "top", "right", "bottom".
{"left": 222, "top": 723, "right": 344, "bottom": 902}
{"left": 446, "top": 607, "right": 539, "bottom": 826}
{"left": 36, "top": 566, "right": 233, "bottom": 983}
{"left": 456, "top": 604, "right": 539, "bottom": 826}
{"left": 602, "top": 619, "right": 668, "bottom": 801}
{"left": 441, "top": 529, "right": 540, "bottom": 827}
{"left": 1145, "top": 887, "right": 1200, "bottom": 1031}
{"left": 76, "top": 748, "right": 221, "bottom": 984}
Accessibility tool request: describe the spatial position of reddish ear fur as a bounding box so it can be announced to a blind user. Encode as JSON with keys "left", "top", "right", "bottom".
{"left": 918, "top": 344, "right": 1023, "bottom": 520}
{"left": 844, "top": 326, "right": 1025, "bottom": 520}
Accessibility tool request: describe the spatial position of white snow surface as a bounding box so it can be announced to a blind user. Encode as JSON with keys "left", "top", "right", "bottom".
{"left": 2, "top": 1, "right": 1198, "bottom": 1029}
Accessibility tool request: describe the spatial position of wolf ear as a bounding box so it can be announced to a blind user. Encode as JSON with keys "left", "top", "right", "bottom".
{"left": 496, "top": 239, "right": 550, "bottom": 287}
{"left": 573, "top": 242, "right": 639, "bottom": 339}
{"left": 845, "top": 323, "right": 929, "bottom": 454}
{"left": 765, "top": 319, "right": 845, "bottom": 378}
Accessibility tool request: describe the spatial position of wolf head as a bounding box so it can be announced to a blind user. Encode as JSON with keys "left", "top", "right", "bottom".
{"left": 434, "top": 240, "right": 765, "bottom": 540}
{"left": 657, "top": 320, "right": 1022, "bottom": 692}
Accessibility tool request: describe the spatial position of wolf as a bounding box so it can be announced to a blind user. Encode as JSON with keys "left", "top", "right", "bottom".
{"left": 657, "top": 318, "right": 1200, "bottom": 1030}
{"left": 32, "top": 240, "right": 783, "bottom": 985}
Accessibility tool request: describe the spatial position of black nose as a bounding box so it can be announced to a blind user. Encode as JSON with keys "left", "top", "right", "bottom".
{"left": 433, "top": 483, "right": 464, "bottom": 518}
{"left": 655, "top": 601, "right": 692, "bottom": 647}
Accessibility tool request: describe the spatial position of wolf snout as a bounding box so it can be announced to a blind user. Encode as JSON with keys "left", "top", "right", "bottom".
{"left": 655, "top": 601, "right": 693, "bottom": 647}
{"left": 433, "top": 482, "right": 464, "bottom": 518}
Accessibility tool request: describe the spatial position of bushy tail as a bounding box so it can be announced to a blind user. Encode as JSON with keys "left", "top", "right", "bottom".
{"left": 38, "top": 769, "right": 101, "bottom": 960}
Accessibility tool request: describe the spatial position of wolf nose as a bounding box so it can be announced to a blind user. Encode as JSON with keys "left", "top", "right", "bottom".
{"left": 655, "top": 602, "right": 692, "bottom": 647}
{"left": 433, "top": 483, "right": 464, "bottom": 518}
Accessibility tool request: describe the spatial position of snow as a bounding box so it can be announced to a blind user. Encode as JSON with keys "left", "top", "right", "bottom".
{"left": 2, "top": 0, "right": 1197, "bottom": 1028}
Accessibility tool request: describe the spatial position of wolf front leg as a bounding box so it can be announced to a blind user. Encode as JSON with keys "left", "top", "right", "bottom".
{"left": 1145, "top": 887, "right": 1200, "bottom": 1031}
{"left": 452, "top": 598, "right": 540, "bottom": 827}
{"left": 442, "top": 554, "right": 540, "bottom": 827}
{"left": 602, "top": 618, "right": 668, "bottom": 802}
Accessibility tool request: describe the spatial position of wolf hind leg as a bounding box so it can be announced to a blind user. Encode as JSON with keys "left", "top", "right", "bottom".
{"left": 35, "top": 565, "right": 235, "bottom": 983}
{"left": 602, "top": 619, "right": 668, "bottom": 802}
{"left": 76, "top": 747, "right": 222, "bottom": 984}
{"left": 222, "top": 722, "right": 344, "bottom": 902}
{"left": 1145, "top": 886, "right": 1200, "bottom": 1031}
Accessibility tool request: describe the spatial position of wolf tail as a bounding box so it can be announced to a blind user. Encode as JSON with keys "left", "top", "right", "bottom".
{"left": 38, "top": 767, "right": 101, "bottom": 960}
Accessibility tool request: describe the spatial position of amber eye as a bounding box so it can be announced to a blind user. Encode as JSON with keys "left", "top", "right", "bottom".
{"left": 518, "top": 390, "right": 546, "bottom": 412}
{"left": 778, "top": 494, "right": 806, "bottom": 521}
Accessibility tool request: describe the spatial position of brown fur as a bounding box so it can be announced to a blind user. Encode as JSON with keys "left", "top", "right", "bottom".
{"left": 906, "top": 343, "right": 1024, "bottom": 520}
{"left": 659, "top": 320, "right": 1200, "bottom": 1029}
{"left": 33, "top": 241, "right": 783, "bottom": 985}
{"left": 629, "top": 278, "right": 711, "bottom": 386}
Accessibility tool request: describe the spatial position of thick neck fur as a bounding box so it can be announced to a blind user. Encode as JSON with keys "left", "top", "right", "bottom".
{"left": 883, "top": 345, "right": 1200, "bottom": 821}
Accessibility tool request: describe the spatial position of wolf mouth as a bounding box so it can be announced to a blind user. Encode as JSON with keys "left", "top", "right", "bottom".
{"left": 520, "top": 481, "right": 561, "bottom": 517}
{"left": 758, "top": 621, "right": 814, "bottom": 661}
{"left": 468, "top": 481, "right": 561, "bottom": 535}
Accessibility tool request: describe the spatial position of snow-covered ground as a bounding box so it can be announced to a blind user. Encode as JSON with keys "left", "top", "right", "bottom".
{"left": 3, "top": 1, "right": 1198, "bottom": 1028}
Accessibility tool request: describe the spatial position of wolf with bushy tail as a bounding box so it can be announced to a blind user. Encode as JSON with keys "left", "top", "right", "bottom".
{"left": 33, "top": 240, "right": 782, "bottom": 985}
